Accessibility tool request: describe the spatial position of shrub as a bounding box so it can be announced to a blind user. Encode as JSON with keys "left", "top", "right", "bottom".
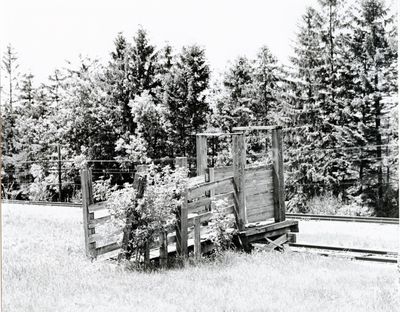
{"left": 106, "top": 164, "right": 188, "bottom": 264}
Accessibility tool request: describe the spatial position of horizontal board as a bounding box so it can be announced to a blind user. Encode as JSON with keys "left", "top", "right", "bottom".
{"left": 245, "top": 182, "right": 273, "bottom": 196}
{"left": 246, "top": 192, "right": 274, "bottom": 208}
{"left": 88, "top": 215, "right": 112, "bottom": 229}
{"left": 88, "top": 202, "right": 107, "bottom": 212}
{"left": 95, "top": 242, "right": 121, "bottom": 256}
{"left": 187, "top": 175, "right": 206, "bottom": 188}
{"left": 188, "top": 177, "right": 233, "bottom": 200}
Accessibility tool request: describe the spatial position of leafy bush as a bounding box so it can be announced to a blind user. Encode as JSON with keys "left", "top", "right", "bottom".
{"left": 106, "top": 164, "right": 188, "bottom": 263}
{"left": 92, "top": 177, "right": 117, "bottom": 202}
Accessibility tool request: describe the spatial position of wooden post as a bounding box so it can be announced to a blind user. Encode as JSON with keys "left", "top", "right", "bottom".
{"left": 159, "top": 231, "right": 168, "bottom": 268}
{"left": 232, "top": 133, "right": 247, "bottom": 230}
{"left": 176, "top": 188, "right": 188, "bottom": 259}
{"left": 80, "top": 168, "right": 94, "bottom": 258}
{"left": 57, "top": 144, "right": 62, "bottom": 202}
{"left": 88, "top": 168, "right": 93, "bottom": 205}
{"left": 196, "top": 135, "right": 207, "bottom": 176}
{"left": 271, "top": 127, "right": 285, "bottom": 222}
{"left": 206, "top": 167, "right": 215, "bottom": 211}
{"left": 194, "top": 216, "right": 201, "bottom": 260}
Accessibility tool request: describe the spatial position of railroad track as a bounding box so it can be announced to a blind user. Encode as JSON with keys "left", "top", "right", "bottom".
{"left": 287, "top": 213, "right": 399, "bottom": 224}
{"left": 2, "top": 200, "right": 81, "bottom": 207}
{"left": 288, "top": 243, "right": 398, "bottom": 264}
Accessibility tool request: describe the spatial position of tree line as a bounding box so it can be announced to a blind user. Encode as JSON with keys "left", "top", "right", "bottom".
{"left": 1, "top": 0, "right": 398, "bottom": 216}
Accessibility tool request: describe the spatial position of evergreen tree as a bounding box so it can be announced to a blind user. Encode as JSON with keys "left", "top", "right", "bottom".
{"left": 164, "top": 45, "right": 210, "bottom": 157}
{"left": 347, "top": 0, "right": 398, "bottom": 216}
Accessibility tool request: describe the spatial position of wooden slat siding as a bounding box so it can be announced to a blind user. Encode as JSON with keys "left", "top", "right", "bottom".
{"left": 196, "top": 135, "right": 207, "bottom": 176}
{"left": 95, "top": 242, "right": 120, "bottom": 256}
{"left": 232, "top": 133, "right": 247, "bottom": 231}
{"left": 247, "top": 209, "right": 275, "bottom": 223}
{"left": 246, "top": 192, "right": 274, "bottom": 207}
{"left": 80, "top": 168, "right": 94, "bottom": 258}
{"left": 241, "top": 220, "right": 298, "bottom": 236}
{"left": 159, "top": 231, "right": 168, "bottom": 268}
{"left": 194, "top": 216, "right": 201, "bottom": 260}
{"left": 232, "top": 125, "right": 281, "bottom": 131}
{"left": 188, "top": 176, "right": 233, "bottom": 200}
{"left": 271, "top": 128, "right": 285, "bottom": 222}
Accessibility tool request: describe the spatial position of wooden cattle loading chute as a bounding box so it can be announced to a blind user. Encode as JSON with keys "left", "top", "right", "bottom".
{"left": 80, "top": 125, "right": 299, "bottom": 262}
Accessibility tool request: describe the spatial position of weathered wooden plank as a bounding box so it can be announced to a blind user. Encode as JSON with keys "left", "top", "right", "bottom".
{"left": 187, "top": 175, "right": 206, "bottom": 188}
{"left": 233, "top": 133, "right": 247, "bottom": 230}
{"left": 194, "top": 216, "right": 201, "bottom": 260}
{"left": 264, "top": 234, "right": 288, "bottom": 251}
{"left": 207, "top": 168, "right": 215, "bottom": 211}
{"left": 88, "top": 201, "right": 108, "bottom": 212}
{"left": 246, "top": 192, "right": 274, "bottom": 208}
{"left": 272, "top": 128, "right": 285, "bottom": 222}
{"left": 88, "top": 215, "right": 112, "bottom": 229}
{"left": 176, "top": 189, "right": 189, "bottom": 257}
{"left": 196, "top": 135, "right": 207, "bottom": 176}
{"left": 241, "top": 220, "right": 298, "bottom": 236}
{"left": 188, "top": 197, "right": 211, "bottom": 211}
{"left": 214, "top": 166, "right": 234, "bottom": 175}
{"left": 159, "top": 231, "right": 168, "bottom": 268}
{"left": 245, "top": 228, "right": 290, "bottom": 244}
{"left": 80, "top": 168, "right": 92, "bottom": 258}
{"left": 188, "top": 176, "right": 233, "bottom": 200}
{"left": 245, "top": 183, "right": 274, "bottom": 196}
{"left": 95, "top": 242, "right": 121, "bottom": 256}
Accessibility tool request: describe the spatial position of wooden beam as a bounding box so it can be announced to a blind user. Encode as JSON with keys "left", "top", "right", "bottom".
{"left": 194, "top": 216, "right": 201, "bottom": 260}
{"left": 232, "top": 125, "right": 282, "bottom": 132}
{"left": 271, "top": 128, "right": 285, "bottom": 222}
{"left": 159, "top": 231, "right": 168, "bottom": 268}
{"left": 264, "top": 234, "right": 288, "bottom": 252}
{"left": 232, "top": 133, "right": 247, "bottom": 230}
{"left": 176, "top": 188, "right": 189, "bottom": 258}
{"left": 196, "top": 135, "right": 207, "bottom": 176}
{"left": 80, "top": 168, "right": 93, "bottom": 258}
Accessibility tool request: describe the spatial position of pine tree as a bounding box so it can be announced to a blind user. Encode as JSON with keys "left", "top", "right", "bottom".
{"left": 347, "top": 0, "right": 398, "bottom": 216}
{"left": 164, "top": 45, "right": 210, "bottom": 157}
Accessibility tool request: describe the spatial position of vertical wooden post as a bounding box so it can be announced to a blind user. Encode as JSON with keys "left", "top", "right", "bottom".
{"left": 206, "top": 168, "right": 215, "bottom": 211}
{"left": 159, "top": 231, "right": 168, "bottom": 268}
{"left": 271, "top": 127, "right": 285, "bottom": 222}
{"left": 80, "top": 168, "right": 94, "bottom": 258}
{"left": 196, "top": 135, "right": 207, "bottom": 176}
{"left": 88, "top": 168, "right": 94, "bottom": 205}
{"left": 232, "top": 133, "right": 247, "bottom": 230}
{"left": 57, "top": 144, "right": 62, "bottom": 202}
{"left": 194, "top": 216, "right": 201, "bottom": 260}
{"left": 176, "top": 188, "right": 188, "bottom": 259}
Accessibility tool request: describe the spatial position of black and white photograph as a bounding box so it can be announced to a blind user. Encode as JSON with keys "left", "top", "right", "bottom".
{"left": 1, "top": 0, "right": 399, "bottom": 311}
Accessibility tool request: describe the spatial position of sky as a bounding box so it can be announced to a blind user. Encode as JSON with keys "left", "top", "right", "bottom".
{"left": 0, "top": 0, "right": 392, "bottom": 83}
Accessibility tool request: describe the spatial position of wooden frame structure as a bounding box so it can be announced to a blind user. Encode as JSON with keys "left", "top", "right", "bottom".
{"left": 81, "top": 125, "right": 298, "bottom": 261}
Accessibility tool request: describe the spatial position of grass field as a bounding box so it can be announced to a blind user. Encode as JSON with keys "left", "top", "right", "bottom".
{"left": 3, "top": 203, "right": 399, "bottom": 312}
